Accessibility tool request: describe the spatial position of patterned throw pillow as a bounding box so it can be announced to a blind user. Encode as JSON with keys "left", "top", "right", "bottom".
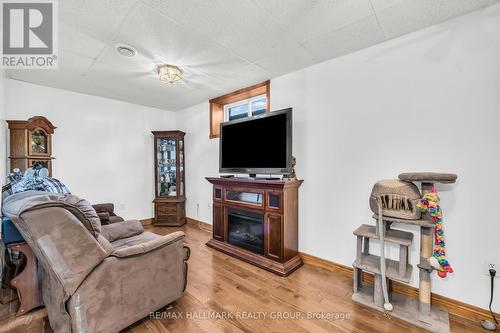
{"left": 11, "top": 175, "right": 46, "bottom": 194}
{"left": 2, "top": 175, "right": 71, "bottom": 202}
{"left": 3, "top": 166, "right": 48, "bottom": 196}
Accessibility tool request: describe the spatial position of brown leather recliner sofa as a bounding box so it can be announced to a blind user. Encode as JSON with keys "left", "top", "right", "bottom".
{"left": 2, "top": 190, "right": 189, "bottom": 333}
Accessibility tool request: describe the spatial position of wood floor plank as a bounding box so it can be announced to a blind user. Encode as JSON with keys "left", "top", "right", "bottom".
{"left": 121, "top": 224, "right": 485, "bottom": 333}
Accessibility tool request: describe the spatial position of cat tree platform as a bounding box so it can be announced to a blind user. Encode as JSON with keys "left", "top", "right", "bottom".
{"left": 372, "top": 214, "right": 434, "bottom": 228}
{"left": 352, "top": 285, "right": 450, "bottom": 333}
{"left": 353, "top": 253, "right": 413, "bottom": 284}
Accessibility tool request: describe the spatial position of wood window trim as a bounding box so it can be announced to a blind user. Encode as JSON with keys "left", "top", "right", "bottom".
{"left": 209, "top": 80, "right": 270, "bottom": 139}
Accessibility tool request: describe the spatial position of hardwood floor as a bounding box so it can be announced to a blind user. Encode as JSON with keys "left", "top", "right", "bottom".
{"left": 124, "top": 224, "right": 484, "bottom": 333}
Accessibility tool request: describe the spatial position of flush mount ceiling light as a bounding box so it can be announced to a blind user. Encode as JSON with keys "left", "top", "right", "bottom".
{"left": 157, "top": 64, "right": 183, "bottom": 84}
{"left": 115, "top": 44, "right": 137, "bottom": 57}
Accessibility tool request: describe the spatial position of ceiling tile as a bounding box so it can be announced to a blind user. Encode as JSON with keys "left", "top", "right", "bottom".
{"left": 7, "top": 51, "right": 95, "bottom": 89}
{"left": 375, "top": 0, "right": 496, "bottom": 39}
{"left": 60, "top": 0, "right": 137, "bottom": 43}
{"left": 142, "top": 0, "right": 300, "bottom": 62}
{"left": 255, "top": 0, "right": 374, "bottom": 43}
{"left": 143, "top": 0, "right": 266, "bottom": 45}
{"left": 226, "top": 20, "right": 302, "bottom": 63}
{"left": 370, "top": 0, "right": 406, "bottom": 12}
{"left": 303, "top": 15, "right": 386, "bottom": 62}
{"left": 200, "top": 63, "right": 269, "bottom": 95}
{"left": 60, "top": 22, "right": 108, "bottom": 60}
{"left": 254, "top": 45, "right": 314, "bottom": 78}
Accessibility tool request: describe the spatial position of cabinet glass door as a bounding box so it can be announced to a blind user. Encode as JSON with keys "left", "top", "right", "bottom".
{"left": 156, "top": 137, "right": 177, "bottom": 197}
{"left": 179, "top": 139, "right": 184, "bottom": 196}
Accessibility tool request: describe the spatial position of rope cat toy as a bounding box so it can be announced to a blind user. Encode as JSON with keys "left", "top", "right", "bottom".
{"left": 417, "top": 187, "right": 453, "bottom": 278}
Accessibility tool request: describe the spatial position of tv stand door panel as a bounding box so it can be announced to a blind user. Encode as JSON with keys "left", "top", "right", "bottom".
{"left": 265, "top": 214, "right": 283, "bottom": 262}
{"left": 213, "top": 203, "right": 225, "bottom": 241}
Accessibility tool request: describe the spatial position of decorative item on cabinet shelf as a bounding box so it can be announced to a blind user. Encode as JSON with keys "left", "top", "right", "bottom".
{"left": 285, "top": 156, "right": 297, "bottom": 180}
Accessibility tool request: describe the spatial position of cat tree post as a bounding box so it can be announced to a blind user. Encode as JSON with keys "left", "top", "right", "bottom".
{"left": 419, "top": 182, "right": 434, "bottom": 315}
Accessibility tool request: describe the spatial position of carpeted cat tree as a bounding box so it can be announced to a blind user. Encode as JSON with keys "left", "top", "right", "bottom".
{"left": 352, "top": 172, "right": 457, "bottom": 333}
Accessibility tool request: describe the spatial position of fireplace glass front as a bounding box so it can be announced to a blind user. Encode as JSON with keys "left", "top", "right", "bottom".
{"left": 227, "top": 208, "right": 264, "bottom": 255}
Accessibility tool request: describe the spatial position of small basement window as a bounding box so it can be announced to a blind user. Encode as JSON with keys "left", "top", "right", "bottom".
{"left": 209, "top": 80, "right": 270, "bottom": 139}
{"left": 225, "top": 95, "right": 267, "bottom": 121}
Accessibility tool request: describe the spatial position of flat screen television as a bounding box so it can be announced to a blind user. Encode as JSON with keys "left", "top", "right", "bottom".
{"left": 219, "top": 108, "right": 292, "bottom": 174}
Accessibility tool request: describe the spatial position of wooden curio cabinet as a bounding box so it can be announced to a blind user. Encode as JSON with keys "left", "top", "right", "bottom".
{"left": 7, "top": 116, "right": 56, "bottom": 176}
{"left": 152, "top": 131, "right": 186, "bottom": 226}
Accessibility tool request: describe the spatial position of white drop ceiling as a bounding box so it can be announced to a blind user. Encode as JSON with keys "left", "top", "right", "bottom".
{"left": 7, "top": 0, "right": 499, "bottom": 111}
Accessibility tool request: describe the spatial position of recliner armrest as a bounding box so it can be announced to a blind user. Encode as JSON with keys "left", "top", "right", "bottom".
{"left": 101, "top": 220, "right": 144, "bottom": 242}
{"left": 111, "top": 231, "right": 185, "bottom": 258}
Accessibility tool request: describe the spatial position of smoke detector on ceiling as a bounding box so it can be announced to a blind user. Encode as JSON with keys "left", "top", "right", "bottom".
{"left": 115, "top": 44, "right": 137, "bottom": 57}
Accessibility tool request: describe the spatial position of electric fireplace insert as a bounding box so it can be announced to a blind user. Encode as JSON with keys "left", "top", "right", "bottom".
{"left": 227, "top": 208, "right": 264, "bottom": 255}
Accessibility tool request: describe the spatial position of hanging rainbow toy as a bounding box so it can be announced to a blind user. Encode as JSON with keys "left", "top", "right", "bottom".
{"left": 417, "top": 187, "right": 453, "bottom": 278}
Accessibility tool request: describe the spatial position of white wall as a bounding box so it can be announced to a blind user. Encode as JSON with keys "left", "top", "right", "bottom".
{"left": 176, "top": 4, "right": 500, "bottom": 312}
{"left": 176, "top": 102, "right": 219, "bottom": 223}
{"left": 5, "top": 80, "right": 176, "bottom": 220}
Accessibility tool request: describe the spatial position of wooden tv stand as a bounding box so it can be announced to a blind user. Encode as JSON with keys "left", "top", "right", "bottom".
{"left": 205, "top": 177, "right": 303, "bottom": 276}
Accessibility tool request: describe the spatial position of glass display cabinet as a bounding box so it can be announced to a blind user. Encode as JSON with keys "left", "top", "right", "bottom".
{"left": 152, "top": 131, "right": 186, "bottom": 226}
